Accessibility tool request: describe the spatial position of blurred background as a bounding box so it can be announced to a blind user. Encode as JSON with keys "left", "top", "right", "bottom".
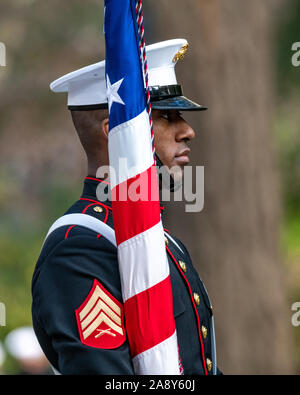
{"left": 0, "top": 0, "right": 299, "bottom": 374}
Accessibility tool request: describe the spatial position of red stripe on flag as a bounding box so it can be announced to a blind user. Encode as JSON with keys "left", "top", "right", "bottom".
{"left": 124, "top": 275, "right": 176, "bottom": 357}
{"left": 112, "top": 165, "right": 161, "bottom": 245}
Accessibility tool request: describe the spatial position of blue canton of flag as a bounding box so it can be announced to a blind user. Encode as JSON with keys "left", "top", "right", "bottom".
{"left": 104, "top": 0, "right": 146, "bottom": 131}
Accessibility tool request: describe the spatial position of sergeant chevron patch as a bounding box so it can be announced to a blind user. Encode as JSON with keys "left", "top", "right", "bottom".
{"left": 75, "top": 279, "right": 126, "bottom": 349}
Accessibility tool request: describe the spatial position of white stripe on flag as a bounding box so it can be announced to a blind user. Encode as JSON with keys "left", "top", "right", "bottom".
{"left": 108, "top": 109, "right": 154, "bottom": 189}
{"left": 132, "top": 330, "right": 181, "bottom": 375}
{"left": 118, "top": 221, "right": 170, "bottom": 301}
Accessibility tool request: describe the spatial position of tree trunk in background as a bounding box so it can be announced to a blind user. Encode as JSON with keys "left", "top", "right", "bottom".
{"left": 145, "top": 0, "right": 293, "bottom": 374}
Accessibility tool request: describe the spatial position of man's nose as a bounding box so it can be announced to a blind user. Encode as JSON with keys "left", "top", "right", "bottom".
{"left": 176, "top": 120, "right": 195, "bottom": 142}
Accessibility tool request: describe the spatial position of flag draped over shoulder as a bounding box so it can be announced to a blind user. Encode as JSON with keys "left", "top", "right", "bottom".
{"left": 104, "top": 0, "right": 181, "bottom": 374}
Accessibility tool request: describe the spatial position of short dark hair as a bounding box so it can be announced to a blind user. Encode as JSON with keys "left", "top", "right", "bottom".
{"left": 70, "top": 109, "right": 109, "bottom": 159}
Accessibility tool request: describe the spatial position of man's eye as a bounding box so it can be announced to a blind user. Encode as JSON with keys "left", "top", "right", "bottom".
{"left": 161, "top": 111, "right": 182, "bottom": 121}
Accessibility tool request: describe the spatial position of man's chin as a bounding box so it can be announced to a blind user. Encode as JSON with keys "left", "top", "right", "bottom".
{"left": 174, "top": 156, "right": 190, "bottom": 166}
{"left": 158, "top": 163, "right": 183, "bottom": 193}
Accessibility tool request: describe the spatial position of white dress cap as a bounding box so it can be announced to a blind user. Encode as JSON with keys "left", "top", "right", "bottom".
{"left": 50, "top": 39, "right": 188, "bottom": 107}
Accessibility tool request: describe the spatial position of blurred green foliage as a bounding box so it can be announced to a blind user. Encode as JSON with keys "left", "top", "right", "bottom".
{"left": 0, "top": 1, "right": 104, "bottom": 373}
{"left": 275, "top": 0, "right": 300, "bottom": 212}
{"left": 276, "top": 0, "right": 300, "bottom": 97}
{"left": 275, "top": 0, "right": 300, "bottom": 372}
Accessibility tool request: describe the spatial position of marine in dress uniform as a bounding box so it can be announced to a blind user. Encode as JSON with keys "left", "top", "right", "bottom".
{"left": 31, "top": 39, "right": 222, "bottom": 375}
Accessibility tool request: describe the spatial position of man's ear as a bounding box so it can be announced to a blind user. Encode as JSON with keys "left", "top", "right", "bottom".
{"left": 101, "top": 118, "right": 109, "bottom": 138}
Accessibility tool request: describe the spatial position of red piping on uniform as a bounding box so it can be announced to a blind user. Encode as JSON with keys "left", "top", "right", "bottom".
{"left": 82, "top": 203, "right": 98, "bottom": 214}
{"left": 80, "top": 198, "right": 112, "bottom": 211}
{"left": 166, "top": 245, "right": 208, "bottom": 376}
{"left": 65, "top": 202, "right": 109, "bottom": 239}
{"left": 65, "top": 225, "right": 75, "bottom": 240}
{"left": 85, "top": 176, "right": 110, "bottom": 185}
{"left": 65, "top": 203, "right": 97, "bottom": 239}
{"left": 103, "top": 208, "right": 109, "bottom": 224}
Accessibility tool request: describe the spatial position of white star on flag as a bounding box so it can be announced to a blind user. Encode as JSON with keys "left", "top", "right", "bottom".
{"left": 106, "top": 74, "right": 125, "bottom": 111}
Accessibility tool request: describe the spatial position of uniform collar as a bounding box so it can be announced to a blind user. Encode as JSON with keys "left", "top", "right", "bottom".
{"left": 81, "top": 177, "right": 165, "bottom": 213}
{"left": 81, "top": 177, "right": 112, "bottom": 208}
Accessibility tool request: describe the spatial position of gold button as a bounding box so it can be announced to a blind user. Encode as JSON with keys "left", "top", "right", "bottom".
{"left": 206, "top": 358, "right": 212, "bottom": 372}
{"left": 93, "top": 206, "right": 103, "bottom": 213}
{"left": 201, "top": 325, "right": 207, "bottom": 339}
{"left": 193, "top": 292, "right": 200, "bottom": 306}
{"left": 179, "top": 260, "right": 187, "bottom": 272}
{"left": 165, "top": 236, "right": 169, "bottom": 246}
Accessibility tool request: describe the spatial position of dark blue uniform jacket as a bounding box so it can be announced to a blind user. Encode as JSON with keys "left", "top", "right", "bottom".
{"left": 32, "top": 177, "right": 221, "bottom": 375}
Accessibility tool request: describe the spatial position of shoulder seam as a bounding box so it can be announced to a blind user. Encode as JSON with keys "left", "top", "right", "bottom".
{"left": 35, "top": 233, "right": 117, "bottom": 330}
{"left": 65, "top": 204, "right": 110, "bottom": 240}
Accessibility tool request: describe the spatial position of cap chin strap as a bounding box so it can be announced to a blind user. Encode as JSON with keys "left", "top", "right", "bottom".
{"left": 155, "top": 154, "right": 176, "bottom": 193}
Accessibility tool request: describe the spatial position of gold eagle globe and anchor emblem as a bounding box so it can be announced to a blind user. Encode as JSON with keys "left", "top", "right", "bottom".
{"left": 173, "top": 43, "right": 189, "bottom": 63}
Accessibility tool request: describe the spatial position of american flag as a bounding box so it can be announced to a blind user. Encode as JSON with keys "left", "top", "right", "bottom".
{"left": 104, "top": 0, "right": 181, "bottom": 374}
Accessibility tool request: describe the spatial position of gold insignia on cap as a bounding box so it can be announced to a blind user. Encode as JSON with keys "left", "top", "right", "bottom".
{"left": 173, "top": 43, "right": 189, "bottom": 63}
